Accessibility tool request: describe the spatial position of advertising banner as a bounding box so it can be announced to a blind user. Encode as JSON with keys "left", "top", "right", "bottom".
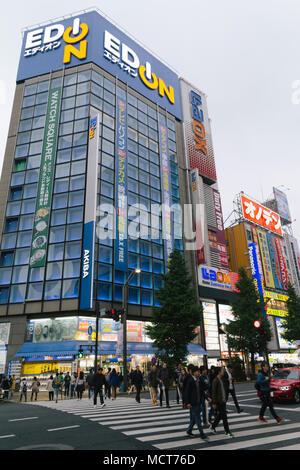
{"left": 80, "top": 112, "right": 100, "bottom": 310}
{"left": 17, "top": 11, "right": 182, "bottom": 120}
{"left": 241, "top": 194, "right": 282, "bottom": 236}
{"left": 0, "top": 323, "right": 10, "bottom": 374}
{"left": 248, "top": 242, "right": 264, "bottom": 300}
{"left": 275, "top": 237, "right": 289, "bottom": 289}
{"left": 202, "top": 302, "right": 220, "bottom": 351}
{"left": 212, "top": 189, "right": 228, "bottom": 267}
{"left": 115, "top": 96, "right": 128, "bottom": 272}
{"left": 257, "top": 229, "right": 275, "bottom": 289}
{"left": 273, "top": 187, "right": 292, "bottom": 224}
{"left": 267, "top": 233, "right": 283, "bottom": 290}
{"left": 159, "top": 116, "right": 173, "bottom": 267}
{"left": 29, "top": 87, "right": 62, "bottom": 268}
{"left": 276, "top": 318, "right": 294, "bottom": 349}
{"left": 198, "top": 266, "right": 239, "bottom": 292}
{"left": 251, "top": 227, "right": 265, "bottom": 283}
{"left": 180, "top": 79, "right": 217, "bottom": 183}
{"left": 190, "top": 169, "right": 205, "bottom": 264}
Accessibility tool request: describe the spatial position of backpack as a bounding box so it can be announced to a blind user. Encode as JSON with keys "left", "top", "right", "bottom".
{"left": 22, "top": 382, "right": 27, "bottom": 392}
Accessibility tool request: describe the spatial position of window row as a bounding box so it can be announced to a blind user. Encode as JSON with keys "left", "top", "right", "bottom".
{"left": 0, "top": 279, "right": 79, "bottom": 303}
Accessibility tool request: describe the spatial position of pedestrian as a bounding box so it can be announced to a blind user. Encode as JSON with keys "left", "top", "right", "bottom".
{"left": 148, "top": 365, "right": 159, "bottom": 406}
{"left": 92, "top": 368, "right": 106, "bottom": 408}
{"left": 11, "top": 375, "right": 16, "bottom": 397}
{"left": 207, "top": 365, "right": 217, "bottom": 424}
{"left": 46, "top": 375, "right": 54, "bottom": 401}
{"left": 30, "top": 377, "right": 40, "bottom": 401}
{"left": 182, "top": 364, "right": 195, "bottom": 408}
{"left": 199, "top": 366, "right": 210, "bottom": 428}
{"left": 128, "top": 369, "right": 135, "bottom": 395}
{"left": 157, "top": 363, "right": 171, "bottom": 408}
{"left": 70, "top": 372, "right": 77, "bottom": 399}
{"left": 1, "top": 376, "right": 10, "bottom": 399}
{"left": 257, "top": 361, "right": 284, "bottom": 424}
{"left": 105, "top": 368, "right": 111, "bottom": 399}
{"left": 19, "top": 378, "right": 28, "bottom": 402}
{"left": 59, "top": 371, "right": 64, "bottom": 400}
{"left": 75, "top": 371, "right": 86, "bottom": 400}
{"left": 131, "top": 365, "right": 143, "bottom": 403}
{"left": 52, "top": 372, "right": 62, "bottom": 403}
{"left": 109, "top": 369, "right": 120, "bottom": 400}
{"left": 174, "top": 363, "right": 183, "bottom": 404}
{"left": 223, "top": 364, "right": 243, "bottom": 414}
{"left": 210, "top": 366, "right": 234, "bottom": 438}
{"left": 86, "top": 369, "right": 94, "bottom": 399}
{"left": 185, "top": 366, "right": 210, "bottom": 441}
{"left": 178, "top": 368, "right": 187, "bottom": 404}
{"left": 64, "top": 372, "right": 71, "bottom": 398}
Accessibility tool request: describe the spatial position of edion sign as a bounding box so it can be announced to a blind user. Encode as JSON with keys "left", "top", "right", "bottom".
{"left": 241, "top": 194, "right": 282, "bottom": 236}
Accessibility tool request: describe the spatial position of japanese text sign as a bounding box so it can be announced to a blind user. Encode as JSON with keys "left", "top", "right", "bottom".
{"left": 241, "top": 194, "right": 282, "bottom": 236}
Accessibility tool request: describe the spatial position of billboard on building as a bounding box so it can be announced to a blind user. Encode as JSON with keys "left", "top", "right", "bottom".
{"left": 190, "top": 169, "right": 206, "bottom": 264}
{"left": 257, "top": 229, "right": 275, "bottom": 289}
{"left": 198, "top": 266, "right": 239, "bottom": 292}
{"left": 212, "top": 189, "right": 228, "bottom": 267}
{"left": 275, "top": 237, "right": 289, "bottom": 289}
{"left": 180, "top": 79, "right": 217, "bottom": 183}
{"left": 17, "top": 11, "right": 182, "bottom": 120}
{"left": 248, "top": 242, "right": 264, "bottom": 300}
{"left": 273, "top": 187, "right": 292, "bottom": 224}
{"left": 267, "top": 233, "right": 284, "bottom": 290}
{"left": 241, "top": 194, "right": 282, "bottom": 236}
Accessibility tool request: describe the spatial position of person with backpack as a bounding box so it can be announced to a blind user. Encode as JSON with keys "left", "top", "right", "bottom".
{"left": 75, "top": 371, "right": 86, "bottom": 400}
{"left": 30, "top": 377, "right": 40, "bottom": 401}
{"left": 52, "top": 372, "right": 62, "bottom": 403}
{"left": 46, "top": 375, "right": 54, "bottom": 401}
{"left": 256, "top": 361, "right": 284, "bottom": 424}
{"left": 19, "top": 378, "right": 28, "bottom": 402}
{"left": 92, "top": 368, "right": 106, "bottom": 408}
{"left": 64, "top": 372, "right": 71, "bottom": 398}
{"left": 109, "top": 369, "right": 120, "bottom": 400}
{"left": 210, "top": 367, "right": 234, "bottom": 438}
{"left": 86, "top": 369, "right": 94, "bottom": 399}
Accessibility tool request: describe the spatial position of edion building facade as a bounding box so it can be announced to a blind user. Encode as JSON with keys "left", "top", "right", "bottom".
{"left": 0, "top": 10, "right": 235, "bottom": 379}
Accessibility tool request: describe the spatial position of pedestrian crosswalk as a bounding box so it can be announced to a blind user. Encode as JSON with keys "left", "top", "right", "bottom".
{"left": 24, "top": 396, "right": 300, "bottom": 450}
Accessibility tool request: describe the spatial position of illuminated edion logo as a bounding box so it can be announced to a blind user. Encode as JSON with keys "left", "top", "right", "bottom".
{"left": 24, "top": 17, "right": 88, "bottom": 64}
{"left": 103, "top": 31, "right": 175, "bottom": 104}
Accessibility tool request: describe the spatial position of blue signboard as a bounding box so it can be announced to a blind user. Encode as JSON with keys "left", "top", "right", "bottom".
{"left": 17, "top": 11, "right": 182, "bottom": 120}
{"left": 115, "top": 96, "right": 128, "bottom": 271}
{"left": 248, "top": 242, "right": 264, "bottom": 301}
{"left": 267, "top": 233, "right": 283, "bottom": 290}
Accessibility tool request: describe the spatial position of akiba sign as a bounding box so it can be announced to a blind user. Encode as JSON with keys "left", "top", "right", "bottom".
{"left": 199, "top": 266, "right": 239, "bottom": 292}
{"left": 17, "top": 11, "right": 182, "bottom": 120}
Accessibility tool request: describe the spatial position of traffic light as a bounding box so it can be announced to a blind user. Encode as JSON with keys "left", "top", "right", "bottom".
{"left": 253, "top": 320, "right": 261, "bottom": 329}
{"left": 78, "top": 347, "right": 84, "bottom": 359}
{"left": 105, "top": 308, "right": 124, "bottom": 322}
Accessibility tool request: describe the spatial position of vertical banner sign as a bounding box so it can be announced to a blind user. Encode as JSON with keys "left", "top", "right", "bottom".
{"left": 29, "top": 87, "right": 62, "bottom": 268}
{"left": 251, "top": 227, "right": 265, "bottom": 284}
{"left": 159, "top": 117, "right": 173, "bottom": 267}
{"left": 267, "top": 233, "right": 283, "bottom": 290}
{"left": 275, "top": 237, "right": 289, "bottom": 289}
{"left": 248, "top": 242, "right": 264, "bottom": 301}
{"left": 257, "top": 229, "right": 275, "bottom": 289}
{"left": 191, "top": 169, "right": 205, "bottom": 264}
{"left": 115, "top": 97, "right": 128, "bottom": 271}
{"left": 212, "top": 189, "right": 228, "bottom": 267}
{"left": 80, "top": 113, "right": 100, "bottom": 310}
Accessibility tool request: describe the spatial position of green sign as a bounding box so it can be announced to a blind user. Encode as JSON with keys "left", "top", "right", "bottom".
{"left": 29, "top": 87, "right": 62, "bottom": 268}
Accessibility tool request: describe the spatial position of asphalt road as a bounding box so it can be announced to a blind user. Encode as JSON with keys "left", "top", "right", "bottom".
{"left": 0, "top": 382, "right": 300, "bottom": 451}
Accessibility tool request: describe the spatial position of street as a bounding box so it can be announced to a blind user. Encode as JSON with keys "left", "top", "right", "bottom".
{"left": 0, "top": 382, "right": 300, "bottom": 450}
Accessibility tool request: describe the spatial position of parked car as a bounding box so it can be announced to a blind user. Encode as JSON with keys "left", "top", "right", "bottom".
{"left": 269, "top": 368, "right": 300, "bottom": 404}
{"left": 271, "top": 363, "right": 298, "bottom": 373}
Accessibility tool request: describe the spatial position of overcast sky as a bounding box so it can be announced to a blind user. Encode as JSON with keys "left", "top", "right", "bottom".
{"left": 1, "top": 0, "right": 300, "bottom": 239}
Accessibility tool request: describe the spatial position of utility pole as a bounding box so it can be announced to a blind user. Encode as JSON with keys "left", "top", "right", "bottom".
{"left": 94, "top": 301, "right": 100, "bottom": 373}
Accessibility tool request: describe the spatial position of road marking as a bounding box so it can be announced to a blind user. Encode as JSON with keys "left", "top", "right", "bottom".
{"left": 0, "top": 434, "right": 15, "bottom": 439}
{"left": 274, "top": 443, "right": 300, "bottom": 450}
{"left": 47, "top": 425, "right": 80, "bottom": 432}
{"left": 227, "top": 402, "right": 300, "bottom": 412}
{"left": 9, "top": 417, "right": 38, "bottom": 422}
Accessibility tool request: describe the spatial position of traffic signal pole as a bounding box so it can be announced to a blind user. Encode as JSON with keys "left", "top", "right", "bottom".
{"left": 94, "top": 302, "right": 100, "bottom": 373}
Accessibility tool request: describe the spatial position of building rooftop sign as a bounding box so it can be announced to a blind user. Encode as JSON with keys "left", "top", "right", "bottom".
{"left": 240, "top": 193, "right": 282, "bottom": 236}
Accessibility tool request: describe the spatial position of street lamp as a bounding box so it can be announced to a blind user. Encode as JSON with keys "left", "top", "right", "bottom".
{"left": 122, "top": 268, "right": 141, "bottom": 392}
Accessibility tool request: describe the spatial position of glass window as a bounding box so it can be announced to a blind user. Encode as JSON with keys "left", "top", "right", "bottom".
{"left": 141, "top": 272, "right": 152, "bottom": 288}
{"left": 128, "top": 253, "right": 140, "bottom": 270}
{"left": 101, "top": 181, "right": 114, "bottom": 199}
{"left": 55, "top": 163, "right": 70, "bottom": 179}
{"left": 23, "top": 184, "right": 37, "bottom": 199}
{"left": 141, "top": 256, "right": 152, "bottom": 272}
{"left": 1, "top": 252, "right": 14, "bottom": 267}
{"left": 16, "top": 231, "right": 32, "bottom": 248}
{"left": 32, "top": 115, "right": 46, "bottom": 129}
{"left": 14, "top": 248, "right": 30, "bottom": 265}
{"left": 34, "top": 103, "right": 47, "bottom": 117}
{"left": 12, "top": 266, "right": 28, "bottom": 284}
{"left": 46, "top": 262, "right": 63, "bottom": 280}
{"left": 70, "top": 175, "right": 85, "bottom": 191}
{"left": 74, "top": 118, "right": 88, "bottom": 134}
{"left": 97, "top": 263, "right": 112, "bottom": 282}
{"left": 153, "top": 260, "right": 164, "bottom": 274}
{"left": 24, "top": 84, "right": 37, "bottom": 96}
{"left": 66, "top": 224, "right": 82, "bottom": 241}
{"left": 101, "top": 153, "right": 114, "bottom": 169}
{"left": 72, "top": 145, "right": 87, "bottom": 161}
{"left": 29, "top": 267, "right": 44, "bottom": 282}
{"left": 17, "top": 131, "right": 30, "bottom": 145}
{"left": 44, "top": 280, "right": 61, "bottom": 300}
{"left": 61, "top": 109, "right": 74, "bottom": 123}
{"left": 98, "top": 245, "right": 112, "bottom": 264}
{"left": 92, "top": 70, "right": 103, "bottom": 86}
{"left": 0, "top": 267, "right": 12, "bottom": 285}
{"left": 91, "top": 82, "right": 103, "bottom": 97}
{"left": 49, "top": 226, "right": 65, "bottom": 243}
{"left": 90, "top": 94, "right": 102, "bottom": 110}
{"left": 52, "top": 193, "right": 68, "bottom": 210}
{"left": 64, "top": 74, "right": 77, "bottom": 86}
{"left": 128, "top": 287, "right": 140, "bottom": 304}
{"left": 62, "top": 279, "right": 79, "bottom": 298}
{"left": 10, "top": 284, "right": 26, "bottom": 303}
{"left": 78, "top": 70, "right": 90, "bottom": 83}
{"left": 141, "top": 289, "right": 153, "bottom": 306}
{"left": 11, "top": 172, "right": 25, "bottom": 187}
{"left": 58, "top": 135, "right": 72, "bottom": 150}
{"left": 21, "top": 199, "right": 35, "bottom": 214}
{"left": 19, "top": 214, "right": 34, "bottom": 231}
{"left": 59, "top": 121, "right": 73, "bottom": 136}
{"left": 27, "top": 282, "right": 43, "bottom": 300}
{"left": 48, "top": 244, "right": 64, "bottom": 261}
{"left": 54, "top": 178, "right": 69, "bottom": 194}
{"left": 37, "top": 81, "right": 49, "bottom": 93}
{"left": 15, "top": 159, "right": 26, "bottom": 172}
{"left": 71, "top": 160, "right": 86, "bottom": 176}
{"left": 64, "top": 260, "right": 80, "bottom": 278}
{"left": 5, "top": 218, "right": 18, "bottom": 232}
{"left": 73, "top": 131, "right": 88, "bottom": 147}
{"left": 57, "top": 149, "right": 71, "bottom": 164}
{"left": 75, "top": 106, "right": 89, "bottom": 120}
{"left": 67, "top": 206, "right": 83, "bottom": 224}
{"left": 63, "top": 85, "right": 76, "bottom": 98}
{"left": 10, "top": 187, "right": 23, "bottom": 201}
{"left": 25, "top": 169, "right": 39, "bottom": 184}
{"left": 97, "top": 282, "right": 112, "bottom": 301}
{"left": 21, "top": 107, "right": 34, "bottom": 120}
{"left": 6, "top": 201, "right": 21, "bottom": 217}
{"left": 19, "top": 119, "right": 32, "bottom": 133}
{"left": 29, "top": 141, "right": 42, "bottom": 156}
{"left": 51, "top": 209, "right": 67, "bottom": 226}
{"left": 65, "top": 241, "right": 81, "bottom": 259}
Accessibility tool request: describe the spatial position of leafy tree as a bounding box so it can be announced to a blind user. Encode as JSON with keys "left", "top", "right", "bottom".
{"left": 226, "top": 267, "right": 271, "bottom": 378}
{"left": 146, "top": 249, "right": 203, "bottom": 373}
{"left": 281, "top": 283, "right": 300, "bottom": 344}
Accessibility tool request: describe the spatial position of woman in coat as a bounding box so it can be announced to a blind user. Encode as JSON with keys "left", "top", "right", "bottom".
{"left": 46, "top": 375, "right": 54, "bottom": 401}
{"left": 75, "top": 371, "right": 86, "bottom": 400}
{"left": 30, "top": 377, "right": 40, "bottom": 401}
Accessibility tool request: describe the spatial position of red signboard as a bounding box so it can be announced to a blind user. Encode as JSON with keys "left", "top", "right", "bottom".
{"left": 241, "top": 194, "right": 282, "bottom": 236}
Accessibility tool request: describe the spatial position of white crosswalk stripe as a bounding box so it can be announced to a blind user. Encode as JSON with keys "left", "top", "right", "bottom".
{"left": 24, "top": 396, "right": 300, "bottom": 450}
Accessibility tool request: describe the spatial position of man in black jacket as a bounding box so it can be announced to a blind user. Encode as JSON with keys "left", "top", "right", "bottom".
{"left": 157, "top": 363, "right": 171, "bottom": 408}
{"left": 185, "top": 366, "right": 210, "bottom": 441}
{"left": 92, "top": 368, "right": 106, "bottom": 408}
{"left": 223, "top": 364, "right": 243, "bottom": 413}
{"left": 131, "top": 365, "right": 143, "bottom": 403}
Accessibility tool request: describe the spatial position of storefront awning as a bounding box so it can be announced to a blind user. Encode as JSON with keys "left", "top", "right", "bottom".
{"left": 14, "top": 340, "right": 207, "bottom": 358}
{"left": 14, "top": 341, "right": 80, "bottom": 358}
